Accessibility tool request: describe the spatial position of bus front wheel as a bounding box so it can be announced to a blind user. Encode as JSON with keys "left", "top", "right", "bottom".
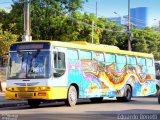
{"left": 28, "top": 99, "right": 41, "bottom": 108}
{"left": 65, "top": 86, "right": 78, "bottom": 107}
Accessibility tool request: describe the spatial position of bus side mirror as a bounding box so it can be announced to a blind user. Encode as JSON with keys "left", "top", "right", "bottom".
{"left": 53, "top": 69, "right": 64, "bottom": 77}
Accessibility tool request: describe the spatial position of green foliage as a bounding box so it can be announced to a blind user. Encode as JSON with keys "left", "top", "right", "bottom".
{"left": 0, "top": 9, "right": 7, "bottom": 23}
{"left": 100, "top": 20, "right": 124, "bottom": 46}
{"left": 131, "top": 28, "right": 160, "bottom": 60}
{"left": 0, "top": 24, "right": 18, "bottom": 64}
{"left": 2, "top": 3, "right": 23, "bottom": 35}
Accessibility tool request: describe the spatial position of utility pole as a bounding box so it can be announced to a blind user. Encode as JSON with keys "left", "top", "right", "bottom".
{"left": 22, "top": 0, "right": 32, "bottom": 41}
{"left": 96, "top": 1, "right": 97, "bottom": 17}
{"left": 92, "top": 21, "right": 94, "bottom": 44}
{"left": 128, "top": 0, "right": 132, "bottom": 51}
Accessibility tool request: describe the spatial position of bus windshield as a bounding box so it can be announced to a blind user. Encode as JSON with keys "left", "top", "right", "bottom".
{"left": 8, "top": 50, "right": 50, "bottom": 79}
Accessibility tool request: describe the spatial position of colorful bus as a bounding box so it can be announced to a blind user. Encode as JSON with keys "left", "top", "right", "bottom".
{"left": 5, "top": 41, "right": 158, "bottom": 107}
{"left": 155, "top": 61, "right": 160, "bottom": 80}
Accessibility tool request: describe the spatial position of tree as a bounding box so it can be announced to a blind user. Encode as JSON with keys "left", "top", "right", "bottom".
{"left": 2, "top": 0, "right": 88, "bottom": 41}
{"left": 99, "top": 19, "right": 124, "bottom": 46}
{"left": 131, "top": 28, "right": 160, "bottom": 60}
{"left": 0, "top": 9, "right": 7, "bottom": 23}
{"left": 1, "top": 0, "right": 160, "bottom": 61}
{"left": 2, "top": 3, "right": 23, "bottom": 41}
{"left": 0, "top": 24, "right": 18, "bottom": 65}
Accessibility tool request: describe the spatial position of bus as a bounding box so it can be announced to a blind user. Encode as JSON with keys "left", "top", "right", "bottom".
{"left": 5, "top": 41, "right": 158, "bottom": 107}
{"left": 155, "top": 61, "right": 160, "bottom": 80}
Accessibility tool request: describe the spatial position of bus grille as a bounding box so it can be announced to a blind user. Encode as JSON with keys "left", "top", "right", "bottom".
{"left": 17, "top": 87, "right": 36, "bottom": 92}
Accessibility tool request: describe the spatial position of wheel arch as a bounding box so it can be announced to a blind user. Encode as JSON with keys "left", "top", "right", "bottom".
{"left": 126, "top": 84, "right": 132, "bottom": 93}
{"left": 122, "top": 84, "right": 132, "bottom": 97}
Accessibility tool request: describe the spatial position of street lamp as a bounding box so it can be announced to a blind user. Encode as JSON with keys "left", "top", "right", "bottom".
{"left": 153, "top": 19, "right": 158, "bottom": 26}
{"left": 114, "top": 11, "right": 120, "bottom": 16}
{"left": 113, "top": 11, "right": 123, "bottom": 25}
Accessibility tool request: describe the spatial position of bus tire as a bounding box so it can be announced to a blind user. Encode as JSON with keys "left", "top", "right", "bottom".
{"left": 158, "top": 90, "right": 160, "bottom": 104}
{"left": 90, "top": 97, "right": 103, "bottom": 103}
{"left": 28, "top": 99, "right": 41, "bottom": 108}
{"left": 124, "top": 85, "right": 132, "bottom": 102}
{"left": 116, "top": 97, "right": 124, "bottom": 102}
{"left": 65, "top": 86, "right": 77, "bottom": 107}
{"left": 117, "top": 85, "right": 132, "bottom": 102}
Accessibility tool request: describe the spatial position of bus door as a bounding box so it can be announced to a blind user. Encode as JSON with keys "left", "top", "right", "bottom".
{"left": 52, "top": 48, "right": 68, "bottom": 87}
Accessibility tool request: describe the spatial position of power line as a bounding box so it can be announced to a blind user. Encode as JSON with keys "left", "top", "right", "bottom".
{"left": 52, "top": 7, "right": 124, "bottom": 33}
{"left": 0, "top": 1, "right": 125, "bottom": 33}
{"left": 60, "top": 2, "right": 152, "bottom": 30}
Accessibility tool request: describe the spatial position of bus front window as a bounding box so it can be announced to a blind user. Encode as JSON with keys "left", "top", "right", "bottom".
{"left": 8, "top": 51, "right": 50, "bottom": 79}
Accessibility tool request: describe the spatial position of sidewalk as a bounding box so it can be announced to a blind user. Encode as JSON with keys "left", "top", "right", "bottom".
{"left": 0, "top": 92, "right": 27, "bottom": 108}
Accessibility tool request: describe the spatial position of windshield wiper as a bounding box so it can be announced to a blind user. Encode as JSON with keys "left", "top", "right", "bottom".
{"left": 32, "top": 49, "right": 40, "bottom": 61}
{"left": 17, "top": 50, "right": 24, "bottom": 57}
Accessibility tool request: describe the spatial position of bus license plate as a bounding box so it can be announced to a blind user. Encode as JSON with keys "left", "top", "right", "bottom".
{"left": 18, "top": 92, "right": 33, "bottom": 98}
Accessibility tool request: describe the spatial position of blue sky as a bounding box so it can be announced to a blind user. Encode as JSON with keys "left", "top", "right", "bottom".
{"left": 0, "top": 0, "right": 160, "bottom": 26}
{"left": 0, "top": 0, "right": 12, "bottom": 8}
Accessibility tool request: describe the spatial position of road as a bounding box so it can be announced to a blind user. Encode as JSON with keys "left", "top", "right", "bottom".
{"left": 0, "top": 97, "right": 160, "bottom": 120}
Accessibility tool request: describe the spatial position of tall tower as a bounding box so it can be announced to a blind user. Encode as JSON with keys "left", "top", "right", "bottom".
{"left": 130, "top": 7, "right": 148, "bottom": 29}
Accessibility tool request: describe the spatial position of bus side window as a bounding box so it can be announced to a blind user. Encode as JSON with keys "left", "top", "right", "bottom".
{"left": 79, "top": 50, "right": 92, "bottom": 60}
{"left": 105, "top": 53, "right": 116, "bottom": 64}
{"left": 146, "top": 58, "right": 153, "bottom": 67}
{"left": 79, "top": 50, "right": 92, "bottom": 72}
{"left": 146, "top": 58, "right": 154, "bottom": 74}
{"left": 53, "top": 52, "right": 66, "bottom": 77}
{"left": 137, "top": 57, "right": 146, "bottom": 74}
{"left": 116, "top": 55, "right": 126, "bottom": 72}
{"left": 104, "top": 53, "right": 116, "bottom": 72}
{"left": 67, "top": 49, "right": 79, "bottom": 65}
{"left": 92, "top": 52, "right": 105, "bottom": 62}
{"left": 127, "top": 56, "right": 136, "bottom": 65}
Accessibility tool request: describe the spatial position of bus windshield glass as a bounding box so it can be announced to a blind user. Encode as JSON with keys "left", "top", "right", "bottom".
{"left": 8, "top": 50, "right": 50, "bottom": 79}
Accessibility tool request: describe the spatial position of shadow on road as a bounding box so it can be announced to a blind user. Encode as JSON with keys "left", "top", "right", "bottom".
{"left": 1, "top": 97, "right": 159, "bottom": 111}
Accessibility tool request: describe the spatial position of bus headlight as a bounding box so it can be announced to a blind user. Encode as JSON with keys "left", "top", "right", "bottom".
{"left": 6, "top": 87, "right": 14, "bottom": 91}
{"left": 38, "top": 86, "right": 51, "bottom": 91}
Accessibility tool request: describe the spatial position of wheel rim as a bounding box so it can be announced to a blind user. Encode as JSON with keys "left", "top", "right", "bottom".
{"left": 126, "top": 89, "right": 131, "bottom": 99}
{"left": 69, "top": 87, "right": 77, "bottom": 102}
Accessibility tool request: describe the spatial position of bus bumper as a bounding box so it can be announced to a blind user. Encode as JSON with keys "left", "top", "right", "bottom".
{"left": 5, "top": 86, "right": 68, "bottom": 100}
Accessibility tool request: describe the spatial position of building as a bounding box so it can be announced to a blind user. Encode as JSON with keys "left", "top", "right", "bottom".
{"left": 130, "top": 7, "right": 148, "bottom": 29}
{"left": 108, "top": 7, "right": 148, "bottom": 29}
{"left": 107, "top": 17, "right": 122, "bottom": 25}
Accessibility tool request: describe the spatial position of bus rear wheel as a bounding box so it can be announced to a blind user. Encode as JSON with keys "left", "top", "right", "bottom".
{"left": 65, "top": 86, "right": 78, "bottom": 107}
{"left": 90, "top": 97, "right": 103, "bottom": 103}
{"left": 28, "top": 99, "right": 41, "bottom": 108}
{"left": 117, "top": 85, "right": 132, "bottom": 102}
